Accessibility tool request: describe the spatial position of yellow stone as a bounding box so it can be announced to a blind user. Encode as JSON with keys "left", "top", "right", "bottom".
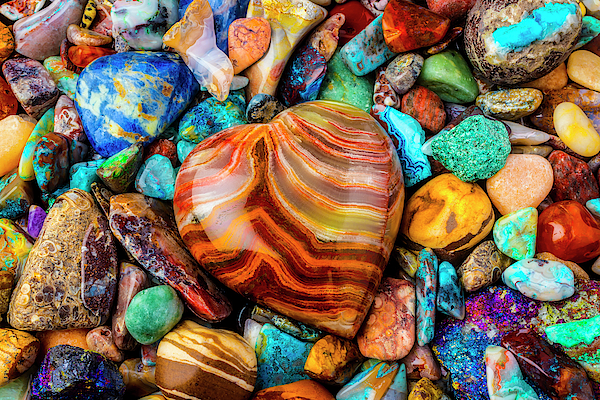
{"left": 408, "top": 377, "right": 443, "bottom": 400}
{"left": 567, "top": 50, "right": 600, "bottom": 92}
{"left": 0, "top": 116, "right": 35, "bottom": 178}
{"left": 486, "top": 154, "right": 554, "bottom": 215}
{"left": 554, "top": 101, "right": 600, "bottom": 157}
{"left": 400, "top": 173, "right": 494, "bottom": 260}
{"left": 0, "top": 328, "right": 39, "bottom": 387}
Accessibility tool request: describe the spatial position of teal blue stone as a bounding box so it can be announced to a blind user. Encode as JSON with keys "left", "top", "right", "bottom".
{"left": 378, "top": 106, "right": 431, "bottom": 187}
{"left": 135, "top": 154, "right": 176, "bottom": 200}
{"left": 492, "top": 3, "right": 578, "bottom": 50}
{"left": 177, "top": 140, "right": 197, "bottom": 164}
{"left": 340, "top": 14, "right": 398, "bottom": 76}
{"left": 255, "top": 323, "right": 313, "bottom": 390}
{"left": 436, "top": 261, "right": 465, "bottom": 320}
{"left": 586, "top": 198, "right": 600, "bottom": 218}
{"left": 337, "top": 361, "right": 399, "bottom": 400}
{"left": 493, "top": 207, "right": 537, "bottom": 261}
{"left": 70, "top": 160, "right": 105, "bottom": 192}
{"left": 178, "top": 95, "right": 247, "bottom": 144}
{"left": 381, "top": 363, "right": 407, "bottom": 400}
{"left": 578, "top": 16, "right": 600, "bottom": 48}
{"left": 75, "top": 51, "right": 199, "bottom": 157}
{"left": 416, "top": 248, "right": 438, "bottom": 347}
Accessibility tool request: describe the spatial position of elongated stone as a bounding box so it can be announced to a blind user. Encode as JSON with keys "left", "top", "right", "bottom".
{"left": 250, "top": 305, "right": 324, "bottom": 342}
{"left": 33, "top": 132, "right": 69, "bottom": 193}
{"left": 554, "top": 101, "right": 600, "bottom": 157}
{"left": 111, "top": 263, "right": 148, "bottom": 351}
{"left": 19, "top": 108, "right": 54, "bottom": 182}
{"left": 382, "top": 364, "right": 407, "bottom": 400}
{"left": 485, "top": 345, "right": 538, "bottom": 400}
{"left": 436, "top": 261, "right": 464, "bottom": 320}
{"left": 476, "top": 89, "right": 544, "bottom": 120}
{"left": 252, "top": 380, "right": 334, "bottom": 400}
{"left": 0, "top": 115, "right": 35, "bottom": 179}
{"left": 109, "top": 193, "right": 232, "bottom": 322}
{"left": 416, "top": 249, "right": 437, "bottom": 346}
{"left": 337, "top": 361, "right": 399, "bottom": 400}
{"left": 493, "top": 207, "right": 538, "bottom": 261}
{"left": 502, "top": 259, "right": 575, "bottom": 302}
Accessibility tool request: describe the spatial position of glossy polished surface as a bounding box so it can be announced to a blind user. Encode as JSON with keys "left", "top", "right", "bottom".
{"left": 174, "top": 101, "right": 404, "bottom": 338}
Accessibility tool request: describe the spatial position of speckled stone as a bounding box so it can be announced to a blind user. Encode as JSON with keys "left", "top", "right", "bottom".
{"left": 476, "top": 88, "right": 544, "bottom": 120}
{"left": 458, "top": 240, "right": 511, "bottom": 292}
{"left": 408, "top": 377, "right": 443, "bottom": 400}
{"left": 416, "top": 249, "right": 438, "bottom": 347}
{"left": 86, "top": 326, "right": 124, "bottom": 363}
{"left": 548, "top": 150, "right": 600, "bottom": 204}
{"left": 493, "top": 207, "right": 538, "bottom": 261}
{"left": 70, "top": 159, "right": 104, "bottom": 192}
{"left": 179, "top": 96, "right": 246, "bottom": 143}
{"left": 246, "top": 94, "right": 285, "bottom": 123}
{"left": 436, "top": 261, "right": 465, "bottom": 320}
{"left": 112, "top": 263, "right": 149, "bottom": 351}
{"left": 304, "top": 334, "right": 363, "bottom": 385}
{"left": 0, "top": 171, "right": 35, "bottom": 220}
{"left": 385, "top": 53, "right": 423, "bottom": 96}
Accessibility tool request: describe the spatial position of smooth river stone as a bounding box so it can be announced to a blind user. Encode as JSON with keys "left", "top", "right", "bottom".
{"left": 174, "top": 101, "right": 404, "bottom": 339}
{"left": 156, "top": 320, "right": 257, "bottom": 400}
{"left": 487, "top": 154, "right": 554, "bottom": 216}
{"left": 0, "top": 115, "right": 35, "bottom": 178}
{"left": 357, "top": 278, "right": 415, "bottom": 361}
{"left": 111, "top": 262, "right": 148, "bottom": 350}
{"left": 554, "top": 101, "right": 600, "bottom": 157}
{"left": 485, "top": 345, "right": 538, "bottom": 400}
{"left": 109, "top": 194, "right": 231, "bottom": 322}
{"left": 8, "top": 189, "right": 114, "bottom": 331}
{"left": 567, "top": 50, "right": 600, "bottom": 92}
{"left": 75, "top": 51, "right": 199, "bottom": 157}
{"left": 493, "top": 207, "right": 538, "bottom": 261}
{"left": 502, "top": 259, "right": 575, "bottom": 302}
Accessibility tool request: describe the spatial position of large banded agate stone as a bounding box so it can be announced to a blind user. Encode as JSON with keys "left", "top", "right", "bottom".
{"left": 174, "top": 101, "right": 405, "bottom": 339}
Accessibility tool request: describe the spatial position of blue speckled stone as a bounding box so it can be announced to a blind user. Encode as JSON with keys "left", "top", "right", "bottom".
{"left": 255, "top": 323, "right": 313, "bottom": 390}
{"left": 436, "top": 261, "right": 465, "bottom": 320}
{"left": 378, "top": 106, "right": 431, "bottom": 187}
{"left": 178, "top": 96, "right": 246, "bottom": 143}
{"left": 31, "top": 344, "right": 125, "bottom": 400}
{"left": 340, "top": 14, "right": 398, "bottom": 76}
{"left": 177, "top": 140, "right": 197, "bottom": 164}
{"left": 208, "top": 0, "right": 239, "bottom": 54}
{"left": 280, "top": 45, "right": 328, "bottom": 107}
{"left": 75, "top": 51, "right": 199, "bottom": 157}
{"left": 135, "top": 154, "right": 177, "bottom": 201}
{"left": 416, "top": 248, "right": 437, "bottom": 347}
{"left": 70, "top": 159, "right": 104, "bottom": 192}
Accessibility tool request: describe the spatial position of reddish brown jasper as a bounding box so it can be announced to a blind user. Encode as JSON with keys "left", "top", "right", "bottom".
{"left": 143, "top": 139, "right": 178, "bottom": 167}
{"left": 426, "top": 0, "right": 477, "bottom": 20}
{"left": 0, "top": 76, "right": 18, "bottom": 120}
{"left": 401, "top": 85, "right": 446, "bottom": 133}
{"left": 548, "top": 150, "right": 599, "bottom": 205}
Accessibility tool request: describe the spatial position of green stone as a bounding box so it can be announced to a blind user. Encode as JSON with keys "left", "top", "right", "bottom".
{"left": 493, "top": 207, "right": 538, "bottom": 261}
{"left": 0, "top": 368, "right": 33, "bottom": 398}
{"left": 96, "top": 143, "right": 144, "bottom": 193}
{"left": 124, "top": 285, "right": 184, "bottom": 345}
{"left": 69, "top": 160, "right": 104, "bottom": 192}
{"left": 431, "top": 115, "right": 510, "bottom": 182}
{"left": 546, "top": 315, "right": 600, "bottom": 348}
{"left": 416, "top": 50, "right": 479, "bottom": 104}
{"left": 317, "top": 49, "right": 374, "bottom": 113}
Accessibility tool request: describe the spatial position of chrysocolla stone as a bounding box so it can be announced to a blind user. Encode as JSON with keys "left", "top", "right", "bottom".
{"left": 502, "top": 259, "right": 575, "bottom": 302}
{"left": 177, "top": 140, "right": 196, "bottom": 164}
{"left": 179, "top": 96, "right": 246, "bottom": 143}
{"left": 493, "top": 207, "right": 538, "bottom": 261}
{"left": 135, "top": 154, "right": 177, "bottom": 201}
{"left": 70, "top": 159, "right": 104, "bottom": 192}
{"left": 377, "top": 106, "right": 431, "bottom": 187}
{"left": 431, "top": 115, "right": 511, "bottom": 182}
{"left": 19, "top": 107, "right": 54, "bottom": 182}
{"left": 586, "top": 197, "right": 600, "bottom": 217}
{"left": 337, "top": 360, "right": 399, "bottom": 400}
{"left": 416, "top": 248, "right": 438, "bottom": 347}
{"left": 436, "top": 261, "right": 464, "bottom": 320}
{"left": 124, "top": 285, "right": 184, "bottom": 345}
{"left": 75, "top": 51, "right": 199, "bottom": 157}
{"left": 96, "top": 143, "right": 144, "bottom": 193}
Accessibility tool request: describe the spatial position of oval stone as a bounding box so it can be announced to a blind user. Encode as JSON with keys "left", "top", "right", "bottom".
{"left": 554, "top": 101, "right": 600, "bottom": 157}
{"left": 502, "top": 259, "right": 575, "bottom": 301}
{"left": 475, "top": 88, "right": 544, "bottom": 120}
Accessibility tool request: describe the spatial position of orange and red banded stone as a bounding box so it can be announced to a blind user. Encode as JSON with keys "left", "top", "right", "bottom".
{"left": 174, "top": 101, "right": 405, "bottom": 339}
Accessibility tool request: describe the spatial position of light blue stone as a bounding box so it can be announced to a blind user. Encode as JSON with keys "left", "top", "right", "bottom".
{"left": 255, "top": 323, "right": 312, "bottom": 390}
{"left": 502, "top": 259, "right": 575, "bottom": 302}
{"left": 586, "top": 198, "right": 600, "bottom": 218}
{"left": 493, "top": 207, "right": 537, "bottom": 261}
{"left": 379, "top": 106, "right": 431, "bottom": 187}
{"left": 381, "top": 363, "right": 407, "bottom": 400}
{"left": 135, "top": 154, "right": 177, "bottom": 200}
{"left": 492, "top": 3, "right": 578, "bottom": 51}
{"left": 416, "top": 248, "right": 438, "bottom": 346}
{"left": 436, "top": 261, "right": 464, "bottom": 320}
{"left": 337, "top": 361, "right": 399, "bottom": 400}
{"left": 340, "top": 14, "right": 398, "bottom": 76}
{"left": 69, "top": 159, "right": 105, "bottom": 192}
{"left": 177, "top": 140, "right": 197, "bottom": 164}
{"left": 75, "top": 51, "right": 199, "bottom": 157}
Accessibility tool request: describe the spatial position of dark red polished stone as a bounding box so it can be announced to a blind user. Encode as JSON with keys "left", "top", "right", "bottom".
{"left": 548, "top": 150, "right": 599, "bottom": 204}
{"left": 536, "top": 200, "right": 600, "bottom": 263}
{"left": 330, "top": 1, "right": 375, "bottom": 46}
{"left": 401, "top": 85, "right": 446, "bottom": 133}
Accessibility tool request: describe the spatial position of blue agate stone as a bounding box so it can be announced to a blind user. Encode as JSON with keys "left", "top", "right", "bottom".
{"left": 75, "top": 52, "right": 199, "bottom": 157}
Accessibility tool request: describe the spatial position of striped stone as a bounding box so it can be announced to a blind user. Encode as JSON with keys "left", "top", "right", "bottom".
{"left": 156, "top": 320, "right": 257, "bottom": 400}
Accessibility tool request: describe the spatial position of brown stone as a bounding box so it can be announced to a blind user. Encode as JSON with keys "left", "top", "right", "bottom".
{"left": 521, "top": 62, "right": 568, "bottom": 93}
{"left": 251, "top": 380, "right": 335, "bottom": 400}
{"left": 304, "top": 334, "right": 363, "bottom": 384}
{"left": 112, "top": 262, "right": 148, "bottom": 351}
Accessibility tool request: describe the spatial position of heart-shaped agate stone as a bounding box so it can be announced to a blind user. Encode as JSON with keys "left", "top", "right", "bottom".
{"left": 174, "top": 101, "right": 405, "bottom": 338}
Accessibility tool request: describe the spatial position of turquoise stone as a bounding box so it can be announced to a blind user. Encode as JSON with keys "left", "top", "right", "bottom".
{"left": 69, "top": 159, "right": 104, "bottom": 192}
{"left": 178, "top": 96, "right": 246, "bottom": 144}
{"left": 436, "top": 261, "right": 465, "bottom": 320}
{"left": 431, "top": 115, "right": 510, "bottom": 182}
{"left": 493, "top": 207, "right": 538, "bottom": 261}
{"left": 318, "top": 49, "right": 374, "bottom": 113}
{"left": 381, "top": 363, "right": 407, "bottom": 400}
{"left": 340, "top": 14, "right": 397, "bottom": 76}
{"left": 337, "top": 360, "right": 399, "bottom": 400}
{"left": 378, "top": 106, "right": 431, "bottom": 187}
{"left": 577, "top": 16, "right": 600, "bottom": 49}
{"left": 546, "top": 315, "right": 600, "bottom": 348}
{"left": 135, "top": 154, "right": 177, "bottom": 201}
{"left": 585, "top": 198, "right": 600, "bottom": 218}
{"left": 33, "top": 132, "right": 69, "bottom": 193}
{"left": 255, "top": 323, "right": 313, "bottom": 390}
{"left": 75, "top": 52, "right": 199, "bottom": 157}
{"left": 416, "top": 248, "right": 438, "bottom": 346}
{"left": 124, "top": 285, "right": 184, "bottom": 345}
{"left": 502, "top": 259, "right": 575, "bottom": 302}
{"left": 177, "top": 140, "right": 196, "bottom": 164}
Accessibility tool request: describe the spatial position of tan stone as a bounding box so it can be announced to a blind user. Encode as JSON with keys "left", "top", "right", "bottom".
{"left": 567, "top": 50, "right": 600, "bottom": 92}
{"left": 521, "top": 62, "right": 568, "bottom": 93}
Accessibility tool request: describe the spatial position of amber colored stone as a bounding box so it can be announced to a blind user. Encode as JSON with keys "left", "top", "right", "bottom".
{"left": 0, "top": 328, "right": 39, "bottom": 386}
{"left": 66, "top": 24, "right": 112, "bottom": 47}
{"left": 251, "top": 380, "right": 335, "bottom": 400}
{"left": 537, "top": 200, "right": 600, "bottom": 263}
{"left": 548, "top": 150, "right": 599, "bottom": 205}
{"left": 68, "top": 45, "right": 116, "bottom": 68}
{"left": 120, "top": 358, "right": 158, "bottom": 398}
{"left": 425, "top": 26, "right": 463, "bottom": 55}
{"left": 0, "top": 21, "right": 15, "bottom": 63}
{"left": 382, "top": 0, "right": 450, "bottom": 53}
{"left": 535, "top": 252, "right": 589, "bottom": 280}
{"left": 0, "top": 115, "right": 36, "bottom": 178}
{"left": 36, "top": 328, "right": 90, "bottom": 362}
{"left": 330, "top": 1, "right": 375, "bottom": 46}
{"left": 521, "top": 63, "right": 568, "bottom": 93}
{"left": 228, "top": 17, "right": 271, "bottom": 75}
{"left": 304, "top": 335, "right": 363, "bottom": 384}
{"left": 401, "top": 85, "right": 446, "bottom": 133}
{"left": 501, "top": 329, "right": 595, "bottom": 400}
{"left": 0, "top": 77, "right": 18, "bottom": 121}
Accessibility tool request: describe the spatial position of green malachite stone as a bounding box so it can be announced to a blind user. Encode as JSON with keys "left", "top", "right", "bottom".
{"left": 124, "top": 285, "right": 184, "bottom": 345}
{"left": 546, "top": 315, "right": 600, "bottom": 348}
{"left": 493, "top": 207, "right": 538, "bottom": 261}
{"left": 96, "top": 142, "right": 143, "bottom": 193}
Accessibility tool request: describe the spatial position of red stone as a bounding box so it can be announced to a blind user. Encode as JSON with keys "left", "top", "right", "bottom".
{"left": 330, "top": 1, "right": 375, "bottom": 46}
{"left": 0, "top": 76, "right": 18, "bottom": 120}
{"left": 548, "top": 150, "right": 599, "bottom": 204}
{"left": 426, "top": 0, "right": 477, "bottom": 21}
{"left": 68, "top": 45, "right": 116, "bottom": 68}
{"left": 382, "top": 0, "right": 450, "bottom": 53}
{"left": 143, "top": 139, "right": 178, "bottom": 167}
{"left": 401, "top": 85, "right": 446, "bottom": 133}
{"left": 536, "top": 200, "right": 600, "bottom": 263}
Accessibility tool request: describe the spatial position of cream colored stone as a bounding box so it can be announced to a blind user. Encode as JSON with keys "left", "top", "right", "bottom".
{"left": 567, "top": 50, "right": 600, "bottom": 92}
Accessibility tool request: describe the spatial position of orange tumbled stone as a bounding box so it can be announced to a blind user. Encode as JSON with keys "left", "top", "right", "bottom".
{"left": 0, "top": 21, "right": 15, "bottom": 63}
{"left": 486, "top": 154, "right": 554, "bottom": 215}
{"left": 228, "top": 17, "right": 271, "bottom": 75}
{"left": 0, "top": 115, "right": 36, "bottom": 177}
{"left": 0, "top": 77, "right": 18, "bottom": 121}
{"left": 251, "top": 380, "right": 335, "bottom": 400}
{"left": 67, "top": 45, "right": 116, "bottom": 68}
{"left": 36, "top": 328, "right": 90, "bottom": 362}
{"left": 382, "top": 0, "right": 450, "bottom": 53}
